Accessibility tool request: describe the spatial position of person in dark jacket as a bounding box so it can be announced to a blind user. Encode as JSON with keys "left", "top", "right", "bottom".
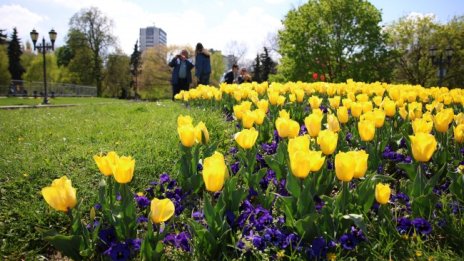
{"left": 194, "top": 43, "right": 211, "bottom": 85}
{"left": 169, "top": 50, "right": 194, "bottom": 100}
{"left": 223, "top": 64, "right": 239, "bottom": 84}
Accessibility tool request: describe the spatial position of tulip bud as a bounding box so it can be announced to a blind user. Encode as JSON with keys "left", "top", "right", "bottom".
{"left": 288, "top": 135, "right": 310, "bottom": 155}
{"left": 41, "top": 176, "right": 77, "bottom": 212}
{"left": 337, "top": 106, "right": 349, "bottom": 124}
{"left": 150, "top": 198, "right": 175, "bottom": 224}
{"left": 351, "top": 150, "right": 368, "bottom": 178}
{"left": 112, "top": 156, "right": 135, "bottom": 184}
{"left": 242, "top": 110, "right": 256, "bottom": 129}
{"left": 409, "top": 133, "right": 437, "bottom": 162}
{"left": 194, "top": 121, "right": 210, "bottom": 144}
{"left": 276, "top": 117, "right": 300, "bottom": 138}
{"left": 235, "top": 127, "right": 259, "bottom": 149}
{"left": 317, "top": 130, "right": 338, "bottom": 155}
{"left": 375, "top": 183, "right": 391, "bottom": 205}
{"left": 202, "top": 152, "right": 228, "bottom": 192}
{"left": 358, "top": 120, "right": 375, "bottom": 142}
{"left": 177, "top": 115, "right": 193, "bottom": 127}
{"left": 178, "top": 124, "right": 196, "bottom": 147}
{"left": 335, "top": 152, "right": 355, "bottom": 182}
{"left": 304, "top": 114, "right": 323, "bottom": 137}
{"left": 455, "top": 124, "right": 464, "bottom": 143}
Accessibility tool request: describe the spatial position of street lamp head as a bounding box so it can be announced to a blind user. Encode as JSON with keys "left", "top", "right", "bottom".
{"left": 49, "top": 29, "right": 57, "bottom": 49}
{"left": 429, "top": 46, "right": 437, "bottom": 58}
{"left": 445, "top": 46, "right": 454, "bottom": 58}
{"left": 30, "top": 29, "right": 38, "bottom": 49}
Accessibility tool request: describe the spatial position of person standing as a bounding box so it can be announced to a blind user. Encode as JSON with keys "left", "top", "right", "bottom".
{"left": 237, "top": 67, "right": 252, "bottom": 84}
{"left": 169, "top": 50, "right": 194, "bottom": 100}
{"left": 194, "top": 43, "right": 211, "bottom": 85}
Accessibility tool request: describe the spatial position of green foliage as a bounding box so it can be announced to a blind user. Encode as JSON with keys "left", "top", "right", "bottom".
{"left": 69, "top": 7, "right": 116, "bottom": 96}
{"left": 103, "top": 51, "right": 131, "bottom": 98}
{"left": 277, "top": 0, "right": 392, "bottom": 83}
{"left": 7, "top": 28, "right": 25, "bottom": 80}
{"left": 0, "top": 100, "right": 233, "bottom": 258}
{"left": 129, "top": 41, "right": 142, "bottom": 98}
{"left": 139, "top": 46, "right": 171, "bottom": 99}
{"left": 0, "top": 45, "right": 11, "bottom": 87}
{"left": 23, "top": 53, "right": 60, "bottom": 83}
{"left": 209, "top": 50, "right": 225, "bottom": 86}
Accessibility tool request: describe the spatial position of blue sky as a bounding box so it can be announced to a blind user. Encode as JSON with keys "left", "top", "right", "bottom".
{"left": 0, "top": 0, "right": 463, "bottom": 60}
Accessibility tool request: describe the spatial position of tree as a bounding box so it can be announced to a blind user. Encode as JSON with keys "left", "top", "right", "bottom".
{"left": 7, "top": 28, "right": 25, "bottom": 81}
{"left": 277, "top": 0, "right": 391, "bottom": 83}
{"left": 61, "top": 29, "right": 95, "bottom": 85}
{"left": 0, "top": 29, "right": 7, "bottom": 45}
{"left": 0, "top": 45, "right": 11, "bottom": 88}
{"left": 130, "top": 41, "right": 142, "bottom": 98}
{"left": 253, "top": 54, "right": 262, "bottom": 82}
{"left": 385, "top": 14, "right": 439, "bottom": 86}
{"left": 69, "top": 7, "right": 116, "bottom": 96}
{"left": 225, "top": 41, "right": 247, "bottom": 66}
{"left": 260, "top": 47, "right": 276, "bottom": 82}
{"left": 139, "top": 45, "right": 172, "bottom": 99}
{"left": 209, "top": 49, "right": 225, "bottom": 86}
{"left": 103, "top": 50, "right": 131, "bottom": 98}
{"left": 23, "top": 53, "right": 59, "bottom": 83}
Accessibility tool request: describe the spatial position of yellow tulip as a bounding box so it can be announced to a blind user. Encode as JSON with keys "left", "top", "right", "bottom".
{"left": 409, "top": 133, "right": 437, "bottom": 162}
{"left": 150, "top": 198, "right": 175, "bottom": 224}
{"left": 41, "top": 176, "right": 77, "bottom": 212}
{"left": 309, "top": 96, "right": 322, "bottom": 109}
{"left": 294, "top": 88, "right": 305, "bottom": 103}
{"left": 356, "top": 93, "right": 369, "bottom": 102}
{"left": 235, "top": 127, "right": 259, "bottom": 149}
{"left": 350, "top": 150, "right": 368, "bottom": 178}
{"left": 112, "top": 156, "right": 135, "bottom": 184}
{"left": 93, "top": 151, "right": 119, "bottom": 176}
{"left": 290, "top": 150, "right": 312, "bottom": 178}
{"left": 277, "top": 95, "right": 286, "bottom": 106}
{"left": 178, "top": 124, "right": 196, "bottom": 147}
{"left": 288, "top": 135, "right": 310, "bottom": 155}
{"left": 342, "top": 98, "right": 353, "bottom": 109}
{"left": 373, "top": 96, "right": 383, "bottom": 107}
{"left": 351, "top": 102, "right": 363, "bottom": 118}
{"left": 289, "top": 94, "right": 296, "bottom": 103}
{"left": 276, "top": 117, "right": 300, "bottom": 138}
{"left": 279, "top": 109, "right": 290, "bottom": 119}
{"left": 372, "top": 109, "right": 386, "bottom": 128}
{"left": 177, "top": 115, "right": 193, "bottom": 127}
{"left": 242, "top": 110, "right": 256, "bottom": 129}
{"left": 383, "top": 100, "right": 396, "bottom": 117}
{"left": 329, "top": 96, "right": 340, "bottom": 109}
{"left": 194, "top": 121, "right": 209, "bottom": 144}
{"left": 202, "top": 152, "right": 228, "bottom": 192}
{"left": 375, "top": 183, "right": 391, "bottom": 205}
{"left": 304, "top": 114, "right": 323, "bottom": 137}
{"left": 412, "top": 118, "right": 433, "bottom": 134}
{"left": 358, "top": 120, "right": 375, "bottom": 142}
{"left": 257, "top": 99, "right": 269, "bottom": 113}
{"left": 308, "top": 150, "right": 325, "bottom": 172}
{"left": 317, "top": 130, "right": 338, "bottom": 155}
{"left": 253, "top": 109, "right": 266, "bottom": 125}
{"left": 335, "top": 152, "right": 355, "bottom": 182}
{"left": 268, "top": 91, "right": 279, "bottom": 105}
{"left": 454, "top": 124, "right": 464, "bottom": 143}
{"left": 362, "top": 101, "right": 373, "bottom": 113}
{"left": 337, "top": 106, "right": 349, "bottom": 124}
{"left": 399, "top": 106, "right": 408, "bottom": 120}
{"left": 433, "top": 110, "right": 454, "bottom": 133}
{"left": 454, "top": 112, "right": 464, "bottom": 125}
{"left": 327, "top": 114, "right": 340, "bottom": 132}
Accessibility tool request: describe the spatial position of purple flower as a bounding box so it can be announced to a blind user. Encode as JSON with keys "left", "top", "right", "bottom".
{"left": 396, "top": 217, "right": 412, "bottom": 235}
{"left": 339, "top": 233, "right": 358, "bottom": 251}
{"left": 237, "top": 240, "right": 245, "bottom": 249}
{"left": 116, "top": 193, "right": 122, "bottom": 201}
{"left": 314, "top": 196, "right": 325, "bottom": 212}
{"left": 262, "top": 141, "right": 277, "bottom": 155}
{"left": 104, "top": 242, "right": 130, "bottom": 261}
{"left": 247, "top": 187, "right": 258, "bottom": 200}
{"left": 251, "top": 235, "right": 265, "bottom": 250}
{"left": 126, "top": 238, "right": 141, "bottom": 251}
{"left": 225, "top": 210, "right": 236, "bottom": 228}
{"left": 136, "top": 216, "right": 148, "bottom": 223}
{"left": 94, "top": 203, "right": 102, "bottom": 211}
{"left": 231, "top": 161, "right": 240, "bottom": 175}
{"left": 164, "top": 232, "right": 191, "bottom": 252}
{"left": 345, "top": 132, "right": 353, "bottom": 142}
{"left": 283, "top": 233, "right": 299, "bottom": 249}
{"left": 99, "top": 227, "right": 116, "bottom": 246}
{"left": 412, "top": 218, "right": 432, "bottom": 235}
{"left": 327, "top": 159, "right": 333, "bottom": 170}
{"left": 159, "top": 173, "right": 171, "bottom": 184}
{"left": 197, "top": 163, "right": 203, "bottom": 171}
{"left": 377, "top": 164, "right": 383, "bottom": 174}
{"left": 192, "top": 211, "right": 204, "bottom": 221}
{"left": 229, "top": 146, "right": 238, "bottom": 154}
{"left": 319, "top": 105, "right": 328, "bottom": 113}
{"left": 256, "top": 153, "right": 266, "bottom": 168}
{"left": 309, "top": 237, "right": 327, "bottom": 258}
{"left": 399, "top": 138, "right": 407, "bottom": 149}
{"left": 134, "top": 194, "right": 150, "bottom": 208}
{"left": 299, "top": 124, "right": 308, "bottom": 135}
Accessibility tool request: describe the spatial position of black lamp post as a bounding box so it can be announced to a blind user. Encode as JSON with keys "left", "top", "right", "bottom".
{"left": 429, "top": 46, "right": 453, "bottom": 87}
{"left": 30, "top": 29, "right": 57, "bottom": 104}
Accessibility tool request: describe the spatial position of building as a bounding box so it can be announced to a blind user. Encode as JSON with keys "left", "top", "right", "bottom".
{"left": 139, "top": 26, "right": 167, "bottom": 52}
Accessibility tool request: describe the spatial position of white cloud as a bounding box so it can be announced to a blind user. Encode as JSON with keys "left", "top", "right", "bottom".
{"left": 0, "top": 4, "right": 46, "bottom": 41}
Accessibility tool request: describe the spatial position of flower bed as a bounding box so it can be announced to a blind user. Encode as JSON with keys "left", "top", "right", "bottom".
{"left": 42, "top": 80, "right": 464, "bottom": 260}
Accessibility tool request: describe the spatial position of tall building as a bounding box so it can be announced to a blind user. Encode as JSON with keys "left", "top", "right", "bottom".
{"left": 139, "top": 26, "right": 167, "bottom": 52}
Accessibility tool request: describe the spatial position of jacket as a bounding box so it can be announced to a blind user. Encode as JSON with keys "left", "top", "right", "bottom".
{"left": 169, "top": 57, "right": 194, "bottom": 85}
{"left": 194, "top": 53, "right": 211, "bottom": 78}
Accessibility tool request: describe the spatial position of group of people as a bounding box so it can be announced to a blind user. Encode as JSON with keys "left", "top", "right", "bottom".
{"left": 169, "top": 42, "right": 211, "bottom": 100}
{"left": 169, "top": 42, "right": 252, "bottom": 100}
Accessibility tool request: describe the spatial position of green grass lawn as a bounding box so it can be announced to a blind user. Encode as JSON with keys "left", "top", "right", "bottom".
{"left": 0, "top": 97, "right": 126, "bottom": 106}
{"left": 0, "top": 100, "right": 233, "bottom": 259}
